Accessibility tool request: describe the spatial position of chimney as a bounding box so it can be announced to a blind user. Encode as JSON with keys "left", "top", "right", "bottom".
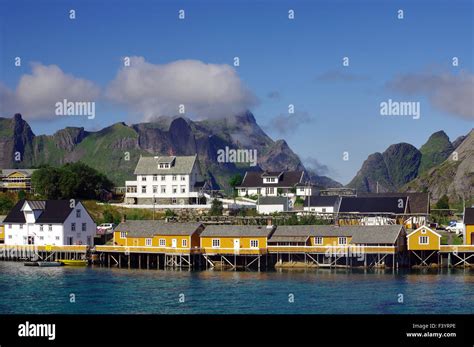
{"left": 266, "top": 218, "right": 273, "bottom": 229}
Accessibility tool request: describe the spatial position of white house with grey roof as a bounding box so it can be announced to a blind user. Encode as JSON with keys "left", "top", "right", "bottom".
{"left": 3, "top": 200, "right": 96, "bottom": 246}
{"left": 125, "top": 155, "right": 208, "bottom": 205}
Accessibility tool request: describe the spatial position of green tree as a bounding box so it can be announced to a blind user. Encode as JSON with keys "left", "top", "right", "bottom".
{"left": 435, "top": 195, "right": 450, "bottom": 210}
{"left": 31, "top": 166, "right": 62, "bottom": 199}
{"left": 17, "top": 190, "right": 26, "bottom": 200}
{"left": 209, "top": 199, "right": 223, "bottom": 216}
{"left": 0, "top": 195, "right": 14, "bottom": 214}
{"left": 229, "top": 174, "right": 243, "bottom": 198}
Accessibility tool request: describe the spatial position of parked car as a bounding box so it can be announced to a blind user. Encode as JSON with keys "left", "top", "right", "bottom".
{"left": 445, "top": 221, "right": 465, "bottom": 235}
{"left": 97, "top": 223, "right": 116, "bottom": 234}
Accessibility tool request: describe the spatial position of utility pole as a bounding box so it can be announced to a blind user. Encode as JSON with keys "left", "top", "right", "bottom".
{"left": 153, "top": 194, "right": 155, "bottom": 220}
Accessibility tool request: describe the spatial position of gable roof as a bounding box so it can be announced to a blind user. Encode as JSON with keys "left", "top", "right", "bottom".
{"left": 407, "top": 225, "right": 442, "bottom": 238}
{"left": 339, "top": 196, "right": 408, "bottom": 214}
{"left": 201, "top": 225, "right": 275, "bottom": 237}
{"left": 134, "top": 155, "right": 197, "bottom": 175}
{"left": 237, "top": 171, "right": 304, "bottom": 188}
{"left": 1, "top": 169, "right": 36, "bottom": 177}
{"left": 258, "top": 196, "right": 289, "bottom": 205}
{"left": 303, "top": 196, "right": 340, "bottom": 207}
{"left": 115, "top": 220, "right": 203, "bottom": 237}
{"left": 269, "top": 225, "right": 404, "bottom": 244}
{"left": 3, "top": 200, "right": 77, "bottom": 224}
{"left": 464, "top": 208, "right": 474, "bottom": 225}
{"left": 357, "top": 192, "right": 430, "bottom": 214}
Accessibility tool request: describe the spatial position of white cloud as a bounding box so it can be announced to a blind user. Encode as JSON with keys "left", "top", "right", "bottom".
{"left": 386, "top": 70, "right": 474, "bottom": 120}
{"left": 105, "top": 56, "right": 258, "bottom": 121}
{"left": 0, "top": 63, "right": 100, "bottom": 119}
{"left": 267, "top": 111, "right": 314, "bottom": 135}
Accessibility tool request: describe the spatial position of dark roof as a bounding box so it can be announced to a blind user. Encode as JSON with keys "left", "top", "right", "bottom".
{"left": 339, "top": 197, "right": 408, "bottom": 214}
{"left": 269, "top": 225, "right": 404, "bottom": 244}
{"left": 201, "top": 225, "right": 275, "bottom": 237}
{"left": 465, "top": 208, "right": 474, "bottom": 225}
{"left": 3, "top": 200, "right": 76, "bottom": 224}
{"left": 357, "top": 192, "right": 430, "bottom": 214}
{"left": 303, "top": 196, "right": 339, "bottom": 207}
{"left": 237, "top": 171, "right": 304, "bottom": 188}
{"left": 116, "top": 220, "right": 203, "bottom": 237}
{"left": 258, "top": 196, "right": 289, "bottom": 205}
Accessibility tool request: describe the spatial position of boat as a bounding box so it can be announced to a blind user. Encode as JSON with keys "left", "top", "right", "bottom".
{"left": 24, "top": 261, "right": 39, "bottom": 267}
{"left": 37, "top": 261, "right": 63, "bottom": 267}
{"left": 58, "top": 259, "right": 88, "bottom": 266}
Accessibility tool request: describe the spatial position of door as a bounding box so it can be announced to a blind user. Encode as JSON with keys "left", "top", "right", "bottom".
{"left": 172, "top": 239, "right": 177, "bottom": 248}
{"left": 233, "top": 239, "right": 240, "bottom": 250}
{"left": 67, "top": 237, "right": 73, "bottom": 245}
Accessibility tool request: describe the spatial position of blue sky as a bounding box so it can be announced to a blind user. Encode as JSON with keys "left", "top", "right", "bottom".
{"left": 0, "top": 0, "right": 472, "bottom": 184}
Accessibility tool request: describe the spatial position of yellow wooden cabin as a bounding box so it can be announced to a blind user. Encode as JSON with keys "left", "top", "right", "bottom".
{"left": 200, "top": 225, "right": 275, "bottom": 255}
{"left": 0, "top": 215, "right": 5, "bottom": 243}
{"left": 463, "top": 208, "right": 474, "bottom": 245}
{"left": 406, "top": 226, "right": 441, "bottom": 251}
{"left": 113, "top": 220, "right": 204, "bottom": 253}
{"left": 0, "top": 169, "right": 36, "bottom": 192}
{"left": 268, "top": 225, "right": 406, "bottom": 254}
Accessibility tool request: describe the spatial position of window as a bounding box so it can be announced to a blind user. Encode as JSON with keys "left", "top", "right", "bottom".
{"left": 172, "top": 186, "right": 177, "bottom": 194}
{"left": 8, "top": 224, "right": 12, "bottom": 229}
{"left": 172, "top": 198, "right": 177, "bottom": 204}
{"left": 71, "top": 223, "right": 76, "bottom": 231}
{"left": 266, "top": 187, "right": 275, "bottom": 195}
{"left": 172, "top": 175, "right": 177, "bottom": 181}
{"left": 153, "top": 175, "right": 157, "bottom": 181}
{"left": 76, "top": 209, "right": 81, "bottom": 218}
{"left": 250, "top": 240, "right": 259, "bottom": 248}
{"left": 141, "top": 186, "right": 146, "bottom": 193}
{"left": 48, "top": 225, "right": 52, "bottom": 231}
{"left": 141, "top": 176, "right": 146, "bottom": 181}
{"left": 40, "top": 225, "right": 44, "bottom": 231}
{"left": 419, "top": 236, "right": 429, "bottom": 244}
{"left": 8, "top": 235, "right": 12, "bottom": 239}
{"left": 120, "top": 232, "right": 126, "bottom": 239}
{"left": 20, "top": 224, "right": 23, "bottom": 229}
{"left": 82, "top": 223, "right": 86, "bottom": 232}
{"left": 314, "top": 237, "right": 323, "bottom": 245}
{"left": 338, "top": 237, "right": 347, "bottom": 245}
{"left": 161, "top": 175, "right": 166, "bottom": 181}
{"left": 181, "top": 186, "right": 186, "bottom": 193}
{"left": 182, "top": 239, "right": 188, "bottom": 247}
{"left": 55, "top": 236, "right": 60, "bottom": 241}
{"left": 145, "top": 238, "right": 152, "bottom": 246}
{"left": 39, "top": 236, "right": 44, "bottom": 240}
{"left": 212, "top": 239, "right": 220, "bottom": 248}
{"left": 321, "top": 208, "right": 326, "bottom": 213}
{"left": 159, "top": 239, "right": 166, "bottom": 247}
{"left": 181, "top": 176, "right": 186, "bottom": 181}
{"left": 153, "top": 185, "right": 158, "bottom": 194}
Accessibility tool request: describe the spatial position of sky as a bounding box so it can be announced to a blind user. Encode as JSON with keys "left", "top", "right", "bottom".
{"left": 0, "top": 0, "right": 472, "bottom": 184}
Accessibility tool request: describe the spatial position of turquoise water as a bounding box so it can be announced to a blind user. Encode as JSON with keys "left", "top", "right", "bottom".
{"left": 0, "top": 262, "right": 472, "bottom": 314}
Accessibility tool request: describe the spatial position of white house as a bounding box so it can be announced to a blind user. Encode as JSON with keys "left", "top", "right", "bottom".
{"left": 3, "top": 200, "right": 96, "bottom": 246}
{"left": 125, "top": 155, "right": 208, "bottom": 205}
{"left": 303, "top": 196, "right": 341, "bottom": 214}
{"left": 257, "top": 196, "right": 289, "bottom": 214}
{"left": 236, "top": 171, "right": 312, "bottom": 197}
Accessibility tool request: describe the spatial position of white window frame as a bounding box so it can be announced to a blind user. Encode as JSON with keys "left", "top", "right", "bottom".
{"left": 76, "top": 209, "right": 81, "bottom": 218}
{"left": 250, "top": 239, "right": 259, "bottom": 248}
{"left": 419, "top": 236, "right": 429, "bottom": 245}
{"left": 314, "top": 237, "right": 323, "bottom": 245}
{"left": 120, "top": 232, "right": 126, "bottom": 239}
{"left": 71, "top": 223, "right": 76, "bottom": 231}
{"left": 182, "top": 239, "right": 188, "bottom": 248}
{"left": 338, "top": 237, "right": 347, "bottom": 245}
{"left": 159, "top": 239, "right": 166, "bottom": 247}
{"left": 145, "top": 238, "right": 152, "bottom": 246}
{"left": 212, "top": 239, "right": 220, "bottom": 248}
